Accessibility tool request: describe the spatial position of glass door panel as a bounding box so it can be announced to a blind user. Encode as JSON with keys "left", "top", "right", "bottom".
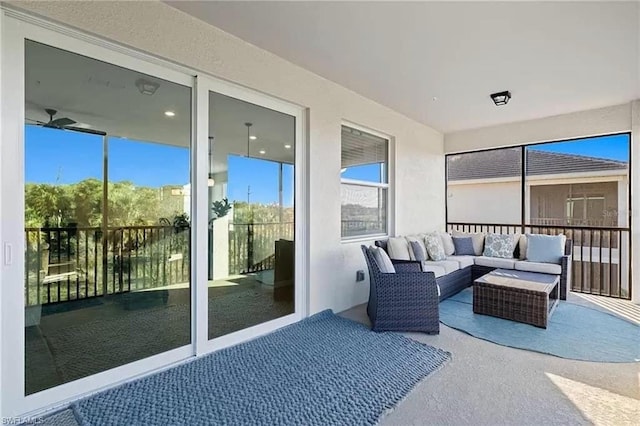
{"left": 207, "top": 91, "right": 295, "bottom": 340}
{"left": 24, "top": 40, "right": 192, "bottom": 394}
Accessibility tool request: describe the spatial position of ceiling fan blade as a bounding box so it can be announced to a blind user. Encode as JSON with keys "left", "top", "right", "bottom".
{"left": 49, "top": 117, "right": 76, "bottom": 127}
{"left": 63, "top": 125, "right": 107, "bottom": 136}
{"left": 25, "top": 117, "right": 47, "bottom": 125}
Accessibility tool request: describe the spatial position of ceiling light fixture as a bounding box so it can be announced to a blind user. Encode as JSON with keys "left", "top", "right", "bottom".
{"left": 490, "top": 91, "right": 511, "bottom": 106}
{"left": 284, "top": 144, "right": 291, "bottom": 149}
{"left": 164, "top": 111, "right": 176, "bottom": 117}
{"left": 135, "top": 78, "right": 160, "bottom": 96}
{"left": 249, "top": 135, "right": 257, "bottom": 140}
{"left": 245, "top": 122, "right": 253, "bottom": 158}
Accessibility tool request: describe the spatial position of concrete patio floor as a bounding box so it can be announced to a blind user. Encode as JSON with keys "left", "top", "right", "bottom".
{"left": 28, "top": 292, "right": 639, "bottom": 426}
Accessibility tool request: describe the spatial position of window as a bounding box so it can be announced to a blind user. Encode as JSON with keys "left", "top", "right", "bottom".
{"left": 340, "top": 125, "right": 389, "bottom": 239}
{"left": 446, "top": 147, "right": 522, "bottom": 225}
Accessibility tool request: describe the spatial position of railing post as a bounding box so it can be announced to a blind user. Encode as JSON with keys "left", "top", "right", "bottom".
{"left": 247, "top": 223, "right": 254, "bottom": 272}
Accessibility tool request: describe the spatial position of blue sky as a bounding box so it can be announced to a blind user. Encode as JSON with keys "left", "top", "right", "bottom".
{"left": 26, "top": 126, "right": 629, "bottom": 206}
{"left": 26, "top": 125, "right": 293, "bottom": 206}
{"left": 528, "top": 133, "right": 629, "bottom": 162}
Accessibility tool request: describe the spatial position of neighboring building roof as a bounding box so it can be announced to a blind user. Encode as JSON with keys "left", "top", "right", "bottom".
{"left": 447, "top": 148, "right": 628, "bottom": 181}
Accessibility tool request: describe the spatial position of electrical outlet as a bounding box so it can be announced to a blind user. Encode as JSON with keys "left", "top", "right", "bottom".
{"left": 356, "top": 270, "right": 365, "bottom": 282}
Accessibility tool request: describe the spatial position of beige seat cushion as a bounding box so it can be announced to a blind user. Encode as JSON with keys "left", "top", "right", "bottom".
{"left": 446, "top": 255, "right": 475, "bottom": 269}
{"left": 423, "top": 260, "right": 459, "bottom": 275}
{"left": 514, "top": 260, "right": 562, "bottom": 275}
{"left": 474, "top": 256, "right": 516, "bottom": 269}
{"left": 420, "top": 264, "right": 446, "bottom": 278}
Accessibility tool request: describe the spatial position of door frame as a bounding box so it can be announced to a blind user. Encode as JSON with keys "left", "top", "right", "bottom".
{"left": 195, "top": 75, "right": 308, "bottom": 356}
{"left": 0, "top": 7, "right": 308, "bottom": 418}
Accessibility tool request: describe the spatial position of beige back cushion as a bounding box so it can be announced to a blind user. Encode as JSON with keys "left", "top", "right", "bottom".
{"left": 451, "top": 230, "right": 485, "bottom": 256}
{"left": 439, "top": 232, "right": 455, "bottom": 256}
{"left": 387, "top": 237, "right": 411, "bottom": 260}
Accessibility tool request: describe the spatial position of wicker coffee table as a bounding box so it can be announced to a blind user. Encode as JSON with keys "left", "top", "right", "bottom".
{"left": 473, "top": 269, "right": 559, "bottom": 328}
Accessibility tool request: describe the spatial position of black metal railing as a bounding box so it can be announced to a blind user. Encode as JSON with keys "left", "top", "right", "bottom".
{"left": 341, "top": 220, "right": 386, "bottom": 238}
{"left": 447, "top": 222, "right": 632, "bottom": 300}
{"left": 27, "top": 221, "right": 298, "bottom": 306}
{"left": 229, "top": 222, "right": 294, "bottom": 274}
{"left": 25, "top": 225, "right": 190, "bottom": 306}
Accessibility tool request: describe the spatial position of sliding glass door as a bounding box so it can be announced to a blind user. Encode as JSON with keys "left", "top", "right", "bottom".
{"left": 0, "top": 13, "right": 305, "bottom": 417}
{"left": 206, "top": 90, "right": 297, "bottom": 340}
{"left": 23, "top": 41, "right": 193, "bottom": 394}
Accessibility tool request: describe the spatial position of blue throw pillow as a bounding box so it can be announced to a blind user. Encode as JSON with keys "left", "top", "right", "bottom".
{"left": 526, "top": 234, "right": 564, "bottom": 264}
{"left": 409, "top": 241, "right": 427, "bottom": 261}
{"left": 452, "top": 237, "right": 475, "bottom": 256}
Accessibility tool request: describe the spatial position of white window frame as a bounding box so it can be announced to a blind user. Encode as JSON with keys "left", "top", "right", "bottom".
{"left": 340, "top": 121, "right": 393, "bottom": 242}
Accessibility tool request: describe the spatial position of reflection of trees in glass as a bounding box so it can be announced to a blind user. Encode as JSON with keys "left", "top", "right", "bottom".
{"left": 227, "top": 201, "right": 294, "bottom": 275}
{"left": 24, "top": 179, "right": 191, "bottom": 304}
{"left": 25, "top": 179, "right": 187, "bottom": 228}
{"left": 232, "top": 201, "right": 293, "bottom": 224}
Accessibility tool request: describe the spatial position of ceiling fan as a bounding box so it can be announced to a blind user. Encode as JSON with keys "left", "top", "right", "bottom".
{"left": 27, "top": 108, "right": 106, "bottom": 136}
{"left": 42, "top": 108, "right": 76, "bottom": 129}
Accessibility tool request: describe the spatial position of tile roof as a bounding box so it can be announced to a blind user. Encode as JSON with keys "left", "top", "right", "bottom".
{"left": 447, "top": 148, "right": 628, "bottom": 181}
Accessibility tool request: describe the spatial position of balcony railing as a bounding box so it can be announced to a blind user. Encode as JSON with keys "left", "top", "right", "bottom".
{"left": 228, "top": 222, "right": 294, "bottom": 274}
{"left": 447, "top": 222, "right": 631, "bottom": 300}
{"left": 529, "top": 217, "right": 618, "bottom": 227}
{"left": 25, "top": 225, "right": 191, "bottom": 306}
{"left": 25, "top": 222, "right": 297, "bottom": 306}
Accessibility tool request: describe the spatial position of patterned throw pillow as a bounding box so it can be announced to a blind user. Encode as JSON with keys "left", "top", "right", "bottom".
{"left": 482, "top": 233, "right": 517, "bottom": 259}
{"left": 452, "top": 236, "right": 475, "bottom": 256}
{"left": 424, "top": 233, "right": 446, "bottom": 261}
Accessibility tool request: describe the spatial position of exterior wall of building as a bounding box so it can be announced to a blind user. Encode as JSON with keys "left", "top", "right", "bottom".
{"left": 530, "top": 181, "right": 619, "bottom": 226}
{"left": 447, "top": 180, "right": 521, "bottom": 224}
{"left": 445, "top": 103, "right": 632, "bottom": 153}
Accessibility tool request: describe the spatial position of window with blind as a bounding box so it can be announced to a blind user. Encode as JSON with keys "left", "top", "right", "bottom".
{"left": 341, "top": 125, "right": 389, "bottom": 239}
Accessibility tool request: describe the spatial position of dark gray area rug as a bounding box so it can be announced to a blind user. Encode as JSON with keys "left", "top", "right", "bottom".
{"left": 72, "top": 310, "right": 450, "bottom": 426}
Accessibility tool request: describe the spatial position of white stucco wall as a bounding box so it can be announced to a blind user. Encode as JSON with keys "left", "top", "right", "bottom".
{"left": 445, "top": 102, "right": 632, "bottom": 153}
{"left": 7, "top": 1, "right": 444, "bottom": 314}
{"left": 447, "top": 180, "right": 521, "bottom": 224}
{"left": 445, "top": 102, "right": 638, "bottom": 304}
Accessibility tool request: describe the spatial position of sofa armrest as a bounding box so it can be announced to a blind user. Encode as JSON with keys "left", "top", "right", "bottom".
{"left": 391, "top": 259, "right": 422, "bottom": 273}
{"left": 377, "top": 271, "right": 439, "bottom": 303}
{"left": 559, "top": 254, "right": 571, "bottom": 300}
{"left": 564, "top": 239, "right": 573, "bottom": 256}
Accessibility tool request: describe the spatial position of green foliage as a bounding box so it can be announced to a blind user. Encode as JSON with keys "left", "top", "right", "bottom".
{"left": 231, "top": 201, "right": 293, "bottom": 224}
{"left": 211, "top": 198, "right": 232, "bottom": 222}
{"left": 25, "top": 179, "right": 187, "bottom": 228}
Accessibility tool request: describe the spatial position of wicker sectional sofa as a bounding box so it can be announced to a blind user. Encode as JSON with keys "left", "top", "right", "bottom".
{"left": 374, "top": 233, "right": 572, "bottom": 302}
